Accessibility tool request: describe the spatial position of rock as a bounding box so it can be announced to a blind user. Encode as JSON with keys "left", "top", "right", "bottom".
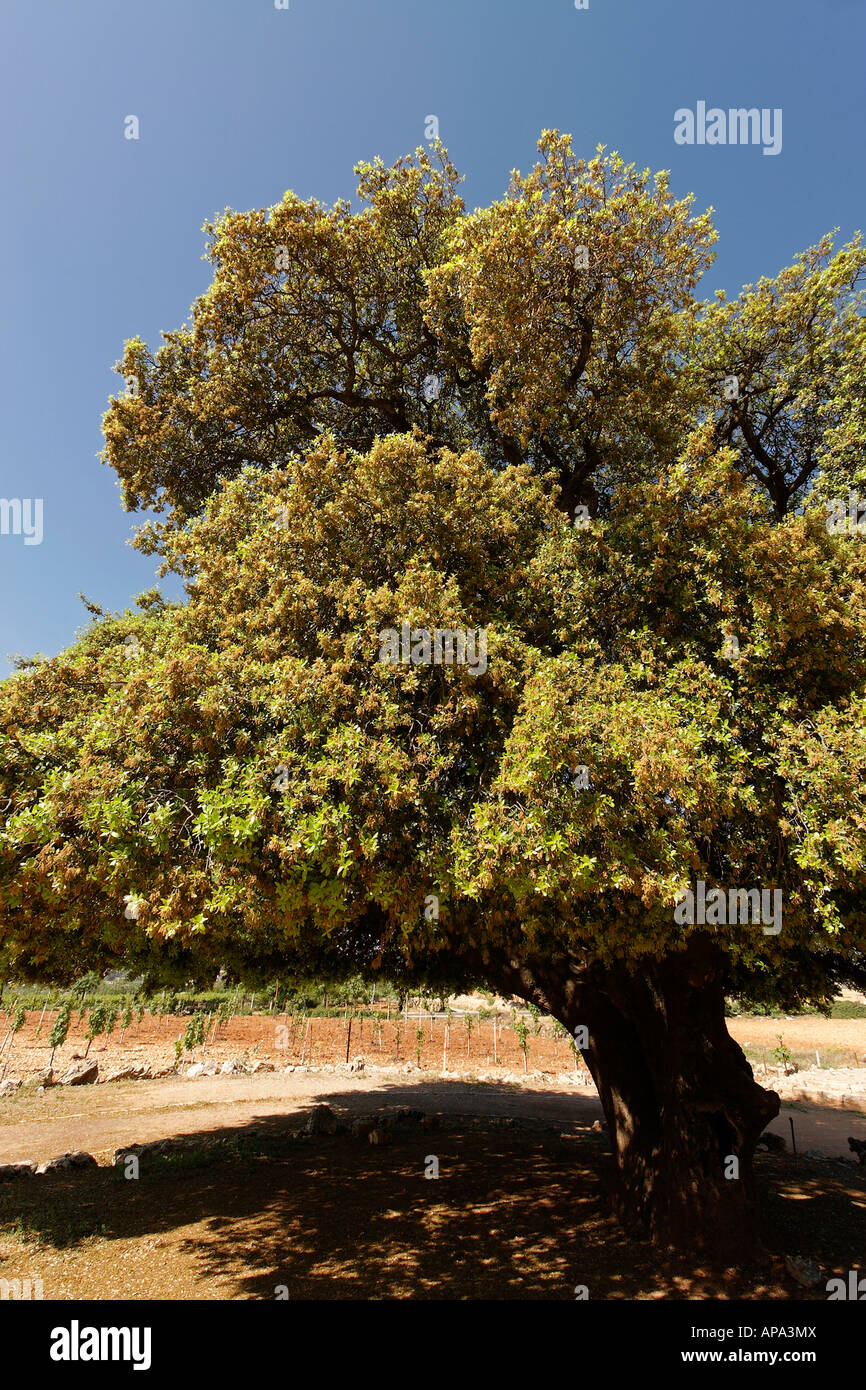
{"left": 0, "top": 1161, "right": 37, "bottom": 1180}
{"left": 0, "top": 1079, "right": 22, "bottom": 1097}
{"left": 36, "top": 1151, "right": 98, "bottom": 1175}
{"left": 66, "top": 1150, "right": 98, "bottom": 1169}
{"left": 185, "top": 1058, "right": 217, "bottom": 1077}
{"left": 784, "top": 1255, "right": 822, "bottom": 1288}
{"left": 757, "top": 1131, "right": 786, "bottom": 1153}
{"left": 114, "top": 1143, "right": 153, "bottom": 1165}
{"left": 113, "top": 1140, "right": 172, "bottom": 1165}
{"left": 305, "top": 1104, "right": 337, "bottom": 1136}
{"left": 148, "top": 1064, "right": 176, "bottom": 1078}
{"left": 351, "top": 1118, "right": 377, "bottom": 1140}
{"left": 220, "top": 1059, "right": 242, "bottom": 1075}
{"left": 59, "top": 1060, "right": 98, "bottom": 1086}
{"left": 368, "top": 1127, "right": 390, "bottom": 1145}
{"left": 103, "top": 1064, "right": 150, "bottom": 1084}
{"left": 381, "top": 1106, "right": 425, "bottom": 1126}
{"left": 249, "top": 1060, "right": 275, "bottom": 1074}
{"left": 30, "top": 1069, "right": 53, "bottom": 1089}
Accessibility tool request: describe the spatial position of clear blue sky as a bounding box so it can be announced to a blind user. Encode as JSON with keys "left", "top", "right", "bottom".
{"left": 1, "top": 0, "right": 863, "bottom": 677}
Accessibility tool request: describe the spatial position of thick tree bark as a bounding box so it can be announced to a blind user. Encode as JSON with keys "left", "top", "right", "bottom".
{"left": 489, "top": 934, "right": 779, "bottom": 1261}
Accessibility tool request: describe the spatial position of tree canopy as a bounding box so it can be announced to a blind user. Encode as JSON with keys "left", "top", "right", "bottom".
{"left": 2, "top": 132, "right": 865, "bottom": 1253}
{"left": 2, "top": 425, "right": 864, "bottom": 994}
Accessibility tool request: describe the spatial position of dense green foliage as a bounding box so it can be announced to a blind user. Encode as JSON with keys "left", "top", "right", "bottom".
{"left": 1, "top": 134, "right": 864, "bottom": 1017}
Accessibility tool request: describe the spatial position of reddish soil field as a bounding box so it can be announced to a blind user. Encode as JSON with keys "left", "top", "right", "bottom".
{"left": 2, "top": 1007, "right": 865, "bottom": 1086}
{"left": 1, "top": 1009, "right": 595, "bottom": 1082}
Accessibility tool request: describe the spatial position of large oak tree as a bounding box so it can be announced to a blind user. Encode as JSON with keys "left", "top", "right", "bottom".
{"left": 2, "top": 134, "right": 865, "bottom": 1259}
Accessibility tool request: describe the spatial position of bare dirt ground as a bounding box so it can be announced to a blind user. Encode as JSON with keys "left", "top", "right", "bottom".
{"left": 0, "top": 1081, "right": 864, "bottom": 1301}
{"left": 0, "top": 1071, "right": 598, "bottom": 1164}
{"left": 727, "top": 1015, "right": 866, "bottom": 1066}
{"left": 1, "top": 1067, "right": 865, "bottom": 1167}
{"left": 1, "top": 1009, "right": 864, "bottom": 1300}
{"left": 1, "top": 1008, "right": 865, "bottom": 1163}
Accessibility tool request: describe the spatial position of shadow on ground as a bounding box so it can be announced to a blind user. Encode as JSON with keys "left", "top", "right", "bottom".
{"left": 1, "top": 1078, "right": 864, "bottom": 1300}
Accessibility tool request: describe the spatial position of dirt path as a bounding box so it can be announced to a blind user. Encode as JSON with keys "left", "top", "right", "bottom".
{"left": 2, "top": 1067, "right": 864, "bottom": 1166}
{"left": 0, "top": 1071, "right": 603, "bottom": 1164}
{"left": 764, "top": 1102, "right": 866, "bottom": 1160}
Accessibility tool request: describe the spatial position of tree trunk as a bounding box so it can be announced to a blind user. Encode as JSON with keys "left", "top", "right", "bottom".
{"left": 490, "top": 933, "right": 779, "bottom": 1261}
